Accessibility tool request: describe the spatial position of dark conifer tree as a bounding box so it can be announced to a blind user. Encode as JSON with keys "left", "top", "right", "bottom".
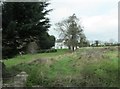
{"left": 2, "top": 2, "right": 55, "bottom": 58}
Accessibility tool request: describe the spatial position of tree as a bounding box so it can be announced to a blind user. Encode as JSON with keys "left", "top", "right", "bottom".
{"left": 95, "top": 40, "right": 99, "bottom": 47}
{"left": 55, "top": 14, "right": 86, "bottom": 51}
{"left": 2, "top": 2, "right": 54, "bottom": 58}
{"left": 79, "top": 33, "right": 87, "bottom": 47}
{"left": 38, "top": 33, "right": 55, "bottom": 49}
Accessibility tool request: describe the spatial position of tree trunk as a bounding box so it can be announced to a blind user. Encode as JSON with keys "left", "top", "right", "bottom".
{"left": 72, "top": 46, "right": 74, "bottom": 51}
{"left": 75, "top": 45, "right": 78, "bottom": 50}
{"left": 68, "top": 46, "right": 71, "bottom": 50}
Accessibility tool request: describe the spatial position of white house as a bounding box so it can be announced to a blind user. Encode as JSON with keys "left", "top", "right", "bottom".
{"left": 54, "top": 39, "right": 68, "bottom": 49}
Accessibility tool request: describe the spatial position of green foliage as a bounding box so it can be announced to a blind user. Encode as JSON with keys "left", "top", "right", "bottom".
{"left": 38, "top": 33, "right": 55, "bottom": 49}
{"left": 38, "top": 49, "right": 57, "bottom": 53}
{"left": 2, "top": 2, "right": 54, "bottom": 59}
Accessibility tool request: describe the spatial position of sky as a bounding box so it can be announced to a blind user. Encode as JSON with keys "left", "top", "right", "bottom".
{"left": 47, "top": 0, "right": 119, "bottom": 43}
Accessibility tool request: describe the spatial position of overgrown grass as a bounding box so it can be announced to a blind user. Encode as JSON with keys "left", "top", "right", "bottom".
{"left": 3, "top": 47, "right": 119, "bottom": 87}
{"left": 4, "top": 49, "right": 68, "bottom": 68}
{"left": 25, "top": 56, "right": 80, "bottom": 87}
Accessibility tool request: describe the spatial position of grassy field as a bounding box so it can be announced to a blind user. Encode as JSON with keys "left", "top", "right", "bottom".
{"left": 4, "top": 49, "right": 68, "bottom": 68}
{"left": 3, "top": 47, "right": 119, "bottom": 87}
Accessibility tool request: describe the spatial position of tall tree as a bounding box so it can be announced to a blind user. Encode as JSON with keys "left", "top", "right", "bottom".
{"left": 95, "top": 40, "right": 99, "bottom": 47}
{"left": 2, "top": 2, "right": 54, "bottom": 58}
{"left": 55, "top": 14, "right": 86, "bottom": 51}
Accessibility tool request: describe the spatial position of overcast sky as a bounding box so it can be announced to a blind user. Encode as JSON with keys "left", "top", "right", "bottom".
{"left": 47, "top": 0, "right": 119, "bottom": 42}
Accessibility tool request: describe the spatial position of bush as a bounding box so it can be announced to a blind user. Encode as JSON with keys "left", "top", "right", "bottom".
{"left": 2, "top": 47, "right": 18, "bottom": 59}
{"left": 38, "top": 49, "right": 57, "bottom": 53}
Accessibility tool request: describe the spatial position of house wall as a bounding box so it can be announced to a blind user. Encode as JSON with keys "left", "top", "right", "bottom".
{"left": 54, "top": 42, "right": 68, "bottom": 49}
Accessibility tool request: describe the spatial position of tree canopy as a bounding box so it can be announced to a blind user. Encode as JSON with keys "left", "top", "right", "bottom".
{"left": 55, "top": 14, "right": 88, "bottom": 51}
{"left": 2, "top": 2, "right": 55, "bottom": 58}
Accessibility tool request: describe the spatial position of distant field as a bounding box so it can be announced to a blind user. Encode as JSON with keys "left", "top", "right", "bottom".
{"left": 3, "top": 47, "right": 119, "bottom": 87}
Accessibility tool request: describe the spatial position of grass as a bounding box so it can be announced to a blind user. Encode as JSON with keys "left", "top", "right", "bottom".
{"left": 4, "top": 49, "right": 68, "bottom": 68}
{"left": 3, "top": 47, "right": 119, "bottom": 87}
{"left": 48, "top": 56, "right": 74, "bottom": 77}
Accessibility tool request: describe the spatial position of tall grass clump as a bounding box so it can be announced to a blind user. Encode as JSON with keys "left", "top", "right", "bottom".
{"left": 79, "top": 57, "right": 118, "bottom": 87}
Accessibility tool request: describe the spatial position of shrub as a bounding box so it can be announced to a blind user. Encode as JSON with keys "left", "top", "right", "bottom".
{"left": 38, "top": 49, "right": 57, "bottom": 53}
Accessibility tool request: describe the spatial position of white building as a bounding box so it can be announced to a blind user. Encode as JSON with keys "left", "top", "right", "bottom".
{"left": 54, "top": 39, "right": 68, "bottom": 49}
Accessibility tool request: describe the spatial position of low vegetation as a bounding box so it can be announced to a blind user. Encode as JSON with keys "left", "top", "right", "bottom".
{"left": 3, "top": 47, "right": 119, "bottom": 87}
